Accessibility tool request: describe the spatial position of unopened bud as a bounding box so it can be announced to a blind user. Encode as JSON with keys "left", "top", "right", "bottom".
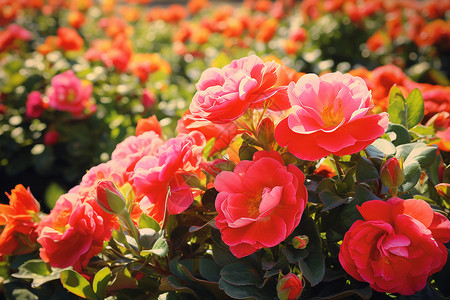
{"left": 277, "top": 273, "right": 304, "bottom": 300}
{"left": 292, "top": 235, "right": 309, "bottom": 249}
{"left": 96, "top": 180, "right": 127, "bottom": 215}
{"left": 380, "top": 157, "right": 404, "bottom": 188}
{"left": 436, "top": 183, "right": 450, "bottom": 202}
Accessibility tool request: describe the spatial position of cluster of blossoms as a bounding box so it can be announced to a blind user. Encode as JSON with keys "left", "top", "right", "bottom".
{"left": 2, "top": 54, "right": 450, "bottom": 298}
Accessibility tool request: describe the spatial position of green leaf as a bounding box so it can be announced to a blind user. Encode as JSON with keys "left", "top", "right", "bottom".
{"left": 238, "top": 142, "right": 258, "bottom": 161}
{"left": 397, "top": 143, "right": 438, "bottom": 169}
{"left": 220, "top": 262, "right": 262, "bottom": 286}
{"left": 93, "top": 267, "right": 111, "bottom": 299}
{"left": 388, "top": 86, "right": 407, "bottom": 127}
{"left": 398, "top": 161, "right": 421, "bottom": 193}
{"left": 138, "top": 213, "right": 161, "bottom": 231}
{"left": 365, "top": 139, "right": 396, "bottom": 158}
{"left": 199, "top": 258, "right": 221, "bottom": 282}
{"left": 386, "top": 123, "right": 410, "bottom": 146}
{"left": 405, "top": 88, "right": 424, "bottom": 129}
{"left": 60, "top": 270, "right": 97, "bottom": 300}
{"left": 12, "top": 259, "right": 63, "bottom": 288}
{"left": 319, "top": 190, "right": 347, "bottom": 211}
{"left": 356, "top": 157, "right": 379, "bottom": 182}
{"left": 218, "top": 279, "right": 271, "bottom": 299}
{"left": 148, "top": 236, "right": 168, "bottom": 257}
{"left": 202, "top": 137, "right": 216, "bottom": 159}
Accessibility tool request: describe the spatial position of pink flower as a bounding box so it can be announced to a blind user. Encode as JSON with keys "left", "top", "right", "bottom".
{"left": 214, "top": 151, "right": 308, "bottom": 258}
{"left": 189, "top": 55, "right": 286, "bottom": 124}
{"left": 47, "top": 70, "right": 93, "bottom": 116}
{"left": 37, "top": 193, "right": 112, "bottom": 271}
{"left": 26, "top": 91, "right": 47, "bottom": 118}
{"left": 339, "top": 198, "right": 450, "bottom": 295}
{"left": 133, "top": 132, "right": 206, "bottom": 222}
{"left": 275, "top": 72, "right": 389, "bottom": 161}
{"left": 141, "top": 88, "right": 156, "bottom": 110}
{"left": 111, "top": 131, "right": 164, "bottom": 178}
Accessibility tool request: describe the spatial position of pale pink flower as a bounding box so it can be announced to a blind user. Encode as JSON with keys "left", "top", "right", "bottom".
{"left": 275, "top": 72, "right": 389, "bottom": 161}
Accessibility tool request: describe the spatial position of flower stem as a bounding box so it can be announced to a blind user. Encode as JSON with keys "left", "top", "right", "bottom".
{"left": 332, "top": 155, "right": 344, "bottom": 181}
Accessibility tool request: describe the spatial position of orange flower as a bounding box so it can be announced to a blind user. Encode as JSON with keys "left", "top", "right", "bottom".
{"left": 0, "top": 185, "right": 40, "bottom": 257}
{"left": 68, "top": 10, "right": 86, "bottom": 29}
{"left": 119, "top": 5, "right": 141, "bottom": 23}
{"left": 187, "top": 0, "right": 209, "bottom": 14}
{"left": 166, "top": 4, "right": 187, "bottom": 23}
{"left": 190, "top": 26, "right": 210, "bottom": 44}
{"left": 56, "top": 27, "right": 84, "bottom": 51}
{"left": 36, "top": 36, "right": 59, "bottom": 55}
{"left": 136, "top": 115, "right": 163, "bottom": 137}
{"left": 366, "top": 31, "right": 389, "bottom": 52}
{"left": 256, "top": 18, "right": 278, "bottom": 43}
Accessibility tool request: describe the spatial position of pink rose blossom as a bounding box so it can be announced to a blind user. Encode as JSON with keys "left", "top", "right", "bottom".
{"left": 214, "top": 151, "right": 308, "bottom": 258}
{"left": 339, "top": 197, "right": 450, "bottom": 295}
{"left": 189, "top": 55, "right": 286, "bottom": 124}
{"left": 37, "top": 193, "right": 112, "bottom": 271}
{"left": 47, "top": 70, "right": 93, "bottom": 116}
{"left": 275, "top": 72, "right": 389, "bottom": 161}
{"left": 133, "top": 132, "right": 206, "bottom": 222}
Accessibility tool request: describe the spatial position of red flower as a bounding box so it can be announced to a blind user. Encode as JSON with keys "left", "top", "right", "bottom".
{"left": 339, "top": 198, "right": 450, "bottom": 295}
{"left": 26, "top": 91, "right": 47, "bottom": 118}
{"left": 0, "top": 185, "right": 40, "bottom": 257}
{"left": 44, "top": 130, "right": 60, "bottom": 146}
{"left": 214, "top": 151, "right": 307, "bottom": 258}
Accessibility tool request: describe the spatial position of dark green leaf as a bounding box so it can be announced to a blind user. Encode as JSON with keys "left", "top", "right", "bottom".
{"left": 238, "top": 142, "right": 258, "bottom": 161}
{"left": 401, "top": 143, "right": 437, "bottom": 169}
{"left": 218, "top": 279, "right": 271, "bottom": 300}
{"left": 60, "top": 270, "right": 97, "bottom": 300}
{"left": 356, "top": 157, "right": 379, "bottom": 182}
{"left": 220, "top": 262, "right": 262, "bottom": 286}
{"left": 199, "top": 258, "right": 221, "bottom": 282}
{"left": 319, "top": 190, "right": 347, "bottom": 211}
{"left": 386, "top": 123, "right": 410, "bottom": 146}
{"left": 398, "top": 161, "right": 421, "bottom": 193}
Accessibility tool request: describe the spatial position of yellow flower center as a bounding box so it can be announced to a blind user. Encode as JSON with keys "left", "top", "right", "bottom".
{"left": 321, "top": 98, "right": 344, "bottom": 129}
{"left": 247, "top": 189, "right": 263, "bottom": 217}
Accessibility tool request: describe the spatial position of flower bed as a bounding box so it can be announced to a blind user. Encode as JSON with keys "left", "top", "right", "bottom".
{"left": 1, "top": 0, "right": 450, "bottom": 299}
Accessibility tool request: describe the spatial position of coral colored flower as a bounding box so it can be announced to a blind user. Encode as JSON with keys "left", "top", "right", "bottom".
{"left": 37, "top": 193, "right": 112, "bottom": 270}
{"left": 189, "top": 55, "right": 285, "bottom": 124}
{"left": 339, "top": 197, "right": 450, "bottom": 295}
{"left": 0, "top": 185, "right": 40, "bottom": 257}
{"left": 56, "top": 27, "right": 84, "bottom": 51}
{"left": 187, "top": 0, "right": 209, "bottom": 14}
{"left": 26, "top": 91, "right": 47, "bottom": 118}
{"left": 275, "top": 72, "right": 389, "bottom": 161}
{"left": 277, "top": 273, "right": 304, "bottom": 300}
{"left": 136, "top": 115, "right": 163, "bottom": 137}
{"left": 256, "top": 18, "right": 278, "bottom": 43}
{"left": 133, "top": 132, "right": 206, "bottom": 222}
{"left": 214, "top": 151, "right": 308, "bottom": 258}
{"left": 47, "top": 70, "right": 93, "bottom": 116}
{"left": 177, "top": 110, "right": 239, "bottom": 155}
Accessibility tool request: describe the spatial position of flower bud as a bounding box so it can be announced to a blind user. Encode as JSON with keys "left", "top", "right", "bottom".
{"left": 292, "top": 235, "right": 309, "bottom": 249}
{"left": 380, "top": 157, "right": 404, "bottom": 188}
{"left": 436, "top": 183, "right": 450, "bottom": 202}
{"left": 277, "top": 273, "right": 304, "bottom": 300}
{"left": 96, "top": 180, "right": 127, "bottom": 215}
